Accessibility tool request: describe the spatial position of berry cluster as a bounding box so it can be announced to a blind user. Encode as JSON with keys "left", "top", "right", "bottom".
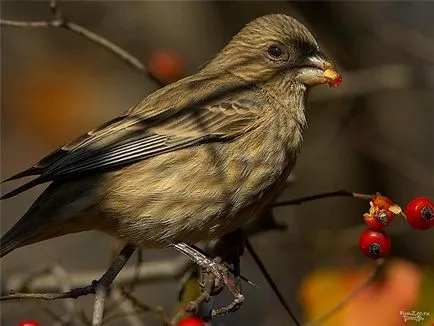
{"left": 359, "top": 196, "right": 434, "bottom": 259}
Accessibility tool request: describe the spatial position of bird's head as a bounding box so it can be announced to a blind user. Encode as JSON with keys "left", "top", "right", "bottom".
{"left": 206, "top": 14, "right": 342, "bottom": 89}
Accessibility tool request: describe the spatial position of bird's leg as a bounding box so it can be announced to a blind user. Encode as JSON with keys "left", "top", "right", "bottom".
{"left": 184, "top": 269, "right": 215, "bottom": 313}
{"left": 173, "top": 242, "right": 226, "bottom": 288}
{"left": 209, "top": 266, "right": 244, "bottom": 318}
{"left": 173, "top": 229, "right": 246, "bottom": 320}
{"left": 208, "top": 229, "right": 245, "bottom": 318}
{"left": 200, "top": 256, "right": 226, "bottom": 295}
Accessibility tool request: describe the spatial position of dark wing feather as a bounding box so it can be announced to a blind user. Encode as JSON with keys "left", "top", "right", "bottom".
{"left": 1, "top": 99, "right": 260, "bottom": 200}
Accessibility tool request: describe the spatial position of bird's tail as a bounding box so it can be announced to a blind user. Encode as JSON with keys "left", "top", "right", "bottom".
{"left": 1, "top": 237, "right": 21, "bottom": 258}
{"left": 0, "top": 217, "right": 36, "bottom": 258}
{"left": 1, "top": 179, "right": 98, "bottom": 258}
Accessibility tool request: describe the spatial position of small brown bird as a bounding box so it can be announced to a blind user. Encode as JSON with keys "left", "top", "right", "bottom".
{"left": 1, "top": 14, "right": 341, "bottom": 257}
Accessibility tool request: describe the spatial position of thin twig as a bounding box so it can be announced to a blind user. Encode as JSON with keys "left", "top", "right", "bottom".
{"left": 0, "top": 0, "right": 163, "bottom": 86}
{"left": 306, "top": 259, "right": 385, "bottom": 326}
{"left": 244, "top": 237, "right": 301, "bottom": 326}
{"left": 273, "top": 190, "right": 373, "bottom": 208}
{"left": 1, "top": 286, "right": 94, "bottom": 301}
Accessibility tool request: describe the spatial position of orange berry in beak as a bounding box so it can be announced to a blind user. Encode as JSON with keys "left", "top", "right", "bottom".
{"left": 323, "top": 68, "right": 342, "bottom": 88}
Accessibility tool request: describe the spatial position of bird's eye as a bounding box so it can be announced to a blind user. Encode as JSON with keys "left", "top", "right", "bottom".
{"left": 267, "top": 45, "right": 284, "bottom": 58}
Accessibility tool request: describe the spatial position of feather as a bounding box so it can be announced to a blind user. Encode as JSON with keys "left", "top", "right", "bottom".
{"left": 1, "top": 92, "right": 260, "bottom": 199}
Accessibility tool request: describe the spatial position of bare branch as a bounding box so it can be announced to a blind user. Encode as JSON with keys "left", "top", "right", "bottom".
{"left": 245, "top": 238, "right": 301, "bottom": 326}
{"left": 273, "top": 190, "right": 373, "bottom": 208}
{"left": 0, "top": 0, "right": 163, "bottom": 86}
{"left": 1, "top": 19, "right": 55, "bottom": 28}
{"left": 2, "top": 255, "right": 192, "bottom": 296}
{"left": 1, "top": 286, "right": 93, "bottom": 301}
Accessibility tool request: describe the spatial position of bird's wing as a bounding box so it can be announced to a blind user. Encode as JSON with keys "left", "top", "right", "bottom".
{"left": 1, "top": 97, "right": 261, "bottom": 199}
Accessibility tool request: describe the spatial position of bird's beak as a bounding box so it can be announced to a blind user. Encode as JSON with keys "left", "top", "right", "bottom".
{"left": 295, "top": 54, "right": 342, "bottom": 88}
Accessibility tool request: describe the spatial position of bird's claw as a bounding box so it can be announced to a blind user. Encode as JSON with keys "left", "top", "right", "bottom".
{"left": 173, "top": 243, "right": 245, "bottom": 319}
{"left": 201, "top": 257, "right": 244, "bottom": 319}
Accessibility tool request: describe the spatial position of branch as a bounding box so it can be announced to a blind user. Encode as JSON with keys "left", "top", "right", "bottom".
{"left": 245, "top": 238, "right": 301, "bottom": 326}
{"left": 0, "top": 0, "right": 163, "bottom": 86}
{"left": 2, "top": 255, "right": 192, "bottom": 297}
{"left": 273, "top": 190, "right": 373, "bottom": 208}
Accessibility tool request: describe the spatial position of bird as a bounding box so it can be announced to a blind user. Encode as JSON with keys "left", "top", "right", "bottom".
{"left": 0, "top": 14, "right": 341, "bottom": 258}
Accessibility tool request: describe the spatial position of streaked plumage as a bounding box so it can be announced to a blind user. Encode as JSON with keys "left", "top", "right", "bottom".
{"left": 1, "top": 14, "right": 340, "bottom": 257}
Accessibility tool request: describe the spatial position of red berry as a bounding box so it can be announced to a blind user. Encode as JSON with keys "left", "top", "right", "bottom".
{"left": 147, "top": 50, "right": 183, "bottom": 85}
{"left": 405, "top": 197, "right": 434, "bottom": 230}
{"left": 17, "top": 321, "right": 40, "bottom": 326}
{"left": 364, "top": 209, "right": 395, "bottom": 230}
{"left": 359, "top": 229, "right": 391, "bottom": 259}
{"left": 328, "top": 74, "right": 342, "bottom": 88}
{"left": 177, "top": 316, "right": 205, "bottom": 326}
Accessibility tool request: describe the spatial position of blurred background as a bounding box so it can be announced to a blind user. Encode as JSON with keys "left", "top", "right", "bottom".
{"left": 1, "top": 1, "right": 433, "bottom": 325}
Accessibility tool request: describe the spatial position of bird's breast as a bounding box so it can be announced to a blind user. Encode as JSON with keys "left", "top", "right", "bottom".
{"left": 100, "top": 120, "right": 302, "bottom": 246}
